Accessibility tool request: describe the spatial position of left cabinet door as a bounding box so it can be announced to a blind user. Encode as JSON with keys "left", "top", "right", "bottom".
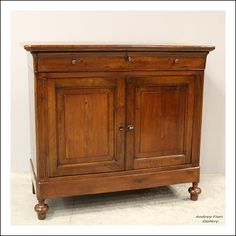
{"left": 46, "top": 76, "right": 125, "bottom": 177}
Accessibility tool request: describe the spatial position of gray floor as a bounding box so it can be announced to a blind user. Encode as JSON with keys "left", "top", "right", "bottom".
{"left": 11, "top": 173, "right": 225, "bottom": 225}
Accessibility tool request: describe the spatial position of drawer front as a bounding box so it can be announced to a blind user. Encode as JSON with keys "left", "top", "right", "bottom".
{"left": 38, "top": 52, "right": 126, "bottom": 72}
{"left": 127, "top": 52, "right": 206, "bottom": 70}
{"left": 37, "top": 52, "right": 206, "bottom": 72}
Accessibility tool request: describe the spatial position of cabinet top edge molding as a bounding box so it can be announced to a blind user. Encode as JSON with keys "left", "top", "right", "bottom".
{"left": 24, "top": 44, "right": 215, "bottom": 52}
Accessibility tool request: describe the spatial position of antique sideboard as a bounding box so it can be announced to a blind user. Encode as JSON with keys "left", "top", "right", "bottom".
{"left": 24, "top": 44, "right": 214, "bottom": 219}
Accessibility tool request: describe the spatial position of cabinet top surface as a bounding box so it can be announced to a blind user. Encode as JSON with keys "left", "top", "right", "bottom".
{"left": 24, "top": 44, "right": 215, "bottom": 52}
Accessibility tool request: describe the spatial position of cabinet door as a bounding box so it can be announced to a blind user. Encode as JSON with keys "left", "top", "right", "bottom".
{"left": 47, "top": 76, "right": 125, "bottom": 177}
{"left": 126, "top": 75, "right": 195, "bottom": 170}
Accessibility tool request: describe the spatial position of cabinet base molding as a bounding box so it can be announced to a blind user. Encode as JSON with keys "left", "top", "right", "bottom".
{"left": 31, "top": 160, "right": 200, "bottom": 219}
{"left": 31, "top": 160, "right": 199, "bottom": 199}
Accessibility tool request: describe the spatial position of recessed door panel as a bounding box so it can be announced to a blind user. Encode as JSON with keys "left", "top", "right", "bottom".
{"left": 57, "top": 88, "right": 113, "bottom": 164}
{"left": 126, "top": 75, "right": 195, "bottom": 170}
{"left": 47, "top": 77, "right": 125, "bottom": 177}
{"left": 136, "top": 86, "right": 186, "bottom": 157}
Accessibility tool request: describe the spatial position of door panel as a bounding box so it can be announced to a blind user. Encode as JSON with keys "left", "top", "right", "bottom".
{"left": 47, "top": 77, "right": 125, "bottom": 177}
{"left": 57, "top": 88, "right": 113, "bottom": 163}
{"left": 136, "top": 86, "right": 186, "bottom": 157}
{"left": 126, "top": 75, "right": 195, "bottom": 170}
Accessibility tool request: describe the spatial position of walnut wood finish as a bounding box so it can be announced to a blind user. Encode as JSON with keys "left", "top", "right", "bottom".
{"left": 34, "top": 199, "right": 49, "bottom": 220}
{"left": 37, "top": 52, "right": 206, "bottom": 72}
{"left": 24, "top": 44, "right": 215, "bottom": 52}
{"left": 47, "top": 77, "right": 125, "bottom": 176}
{"left": 126, "top": 75, "right": 195, "bottom": 170}
{"left": 188, "top": 182, "right": 202, "bottom": 201}
{"left": 25, "top": 44, "right": 214, "bottom": 220}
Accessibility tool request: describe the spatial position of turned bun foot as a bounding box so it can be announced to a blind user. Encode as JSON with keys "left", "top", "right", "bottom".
{"left": 34, "top": 200, "right": 49, "bottom": 220}
{"left": 188, "top": 182, "right": 201, "bottom": 201}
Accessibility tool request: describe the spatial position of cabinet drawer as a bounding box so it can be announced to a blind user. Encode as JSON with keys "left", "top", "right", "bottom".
{"left": 127, "top": 52, "right": 206, "bottom": 70}
{"left": 37, "top": 52, "right": 206, "bottom": 72}
{"left": 38, "top": 52, "right": 126, "bottom": 72}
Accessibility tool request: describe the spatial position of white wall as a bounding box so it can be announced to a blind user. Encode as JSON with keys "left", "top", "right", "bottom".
{"left": 11, "top": 11, "right": 225, "bottom": 173}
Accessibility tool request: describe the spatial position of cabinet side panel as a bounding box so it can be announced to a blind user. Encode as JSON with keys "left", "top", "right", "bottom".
{"left": 27, "top": 52, "right": 37, "bottom": 175}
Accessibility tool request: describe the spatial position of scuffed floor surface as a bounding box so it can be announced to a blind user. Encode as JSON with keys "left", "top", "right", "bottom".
{"left": 11, "top": 173, "right": 225, "bottom": 225}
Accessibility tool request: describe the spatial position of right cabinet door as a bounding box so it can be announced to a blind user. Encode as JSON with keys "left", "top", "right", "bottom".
{"left": 126, "top": 75, "right": 195, "bottom": 170}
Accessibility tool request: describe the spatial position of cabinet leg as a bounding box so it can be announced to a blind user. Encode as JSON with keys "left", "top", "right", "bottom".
{"left": 188, "top": 182, "right": 201, "bottom": 201}
{"left": 32, "top": 182, "right": 36, "bottom": 195}
{"left": 34, "top": 199, "right": 49, "bottom": 220}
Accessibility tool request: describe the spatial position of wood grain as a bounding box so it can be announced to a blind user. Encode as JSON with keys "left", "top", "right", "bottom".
{"left": 24, "top": 44, "right": 215, "bottom": 52}
{"left": 57, "top": 88, "right": 112, "bottom": 162}
{"left": 37, "top": 52, "right": 206, "bottom": 72}
{"left": 36, "top": 167, "right": 200, "bottom": 199}
{"left": 47, "top": 76, "right": 125, "bottom": 176}
{"left": 126, "top": 75, "right": 195, "bottom": 170}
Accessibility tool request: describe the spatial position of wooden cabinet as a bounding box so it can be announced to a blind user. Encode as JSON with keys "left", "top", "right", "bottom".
{"left": 24, "top": 44, "right": 214, "bottom": 220}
